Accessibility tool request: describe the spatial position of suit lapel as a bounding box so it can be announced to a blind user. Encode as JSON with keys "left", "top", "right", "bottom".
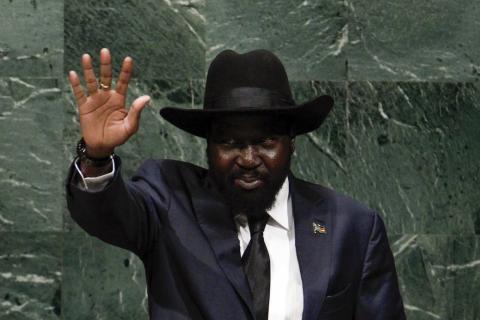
{"left": 191, "top": 174, "right": 254, "bottom": 318}
{"left": 289, "top": 173, "right": 333, "bottom": 320}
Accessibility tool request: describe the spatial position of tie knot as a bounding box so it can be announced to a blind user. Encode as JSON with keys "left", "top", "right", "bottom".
{"left": 249, "top": 214, "right": 269, "bottom": 235}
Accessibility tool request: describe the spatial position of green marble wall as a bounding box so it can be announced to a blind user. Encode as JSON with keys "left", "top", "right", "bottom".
{"left": 1, "top": 0, "right": 479, "bottom": 319}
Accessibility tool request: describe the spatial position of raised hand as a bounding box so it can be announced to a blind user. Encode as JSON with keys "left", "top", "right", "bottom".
{"left": 68, "top": 48, "right": 151, "bottom": 158}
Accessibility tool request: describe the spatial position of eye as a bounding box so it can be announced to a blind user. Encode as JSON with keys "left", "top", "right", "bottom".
{"left": 222, "top": 139, "right": 236, "bottom": 145}
{"left": 215, "top": 138, "right": 240, "bottom": 148}
{"left": 258, "top": 136, "right": 277, "bottom": 147}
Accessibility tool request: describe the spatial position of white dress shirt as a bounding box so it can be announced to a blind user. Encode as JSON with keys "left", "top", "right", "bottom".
{"left": 74, "top": 159, "right": 304, "bottom": 319}
{"left": 235, "top": 176, "right": 304, "bottom": 320}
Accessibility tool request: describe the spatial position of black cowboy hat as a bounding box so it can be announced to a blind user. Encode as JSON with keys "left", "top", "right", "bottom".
{"left": 159, "top": 49, "right": 334, "bottom": 138}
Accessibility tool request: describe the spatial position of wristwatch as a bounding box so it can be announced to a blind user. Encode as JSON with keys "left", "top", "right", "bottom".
{"left": 76, "top": 138, "right": 113, "bottom": 167}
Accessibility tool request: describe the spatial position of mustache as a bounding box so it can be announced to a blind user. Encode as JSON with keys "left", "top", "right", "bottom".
{"left": 230, "top": 169, "right": 269, "bottom": 180}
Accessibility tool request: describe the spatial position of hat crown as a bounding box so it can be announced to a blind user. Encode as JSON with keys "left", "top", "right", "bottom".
{"left": 159, "top": 48, "right": 334, "bottom": 138}
{"left": 203, "top": 49, "right": 295, "bottom": 108}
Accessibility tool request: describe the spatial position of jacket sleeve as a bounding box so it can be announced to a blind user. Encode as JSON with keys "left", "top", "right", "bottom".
{"left": 65, "top": 155, "right": 169, "bottom": 260}
{"left": 354, "top": 212, "right": 407, "bottom": 319}
{"left": 73, "top": 157, "right": 115, "bottom": 192}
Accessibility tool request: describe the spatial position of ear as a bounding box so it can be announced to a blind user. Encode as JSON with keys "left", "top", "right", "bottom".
{"left": 290, "top": 137, "right": 295, "bottom": 154}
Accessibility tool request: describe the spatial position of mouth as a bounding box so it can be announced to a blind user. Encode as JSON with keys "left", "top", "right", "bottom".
{"left": 233, "top": 175, "right": 265, "bottom": 190}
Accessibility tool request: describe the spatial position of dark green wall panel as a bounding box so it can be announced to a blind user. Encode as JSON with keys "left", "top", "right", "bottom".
{"left": 63, "top": 232, "right": 147, "bottom": 319}
{"left": 348, "top": 0, "right": 480, "bottom": 81}
{"left": 392, "top": 235, "right": 480, "bottom": 319}
{"left": 64, "top": 0, "right": 206, "bottom": 80}
{"left": 205, "top": 0, "right": 348, "bottom": 80}
{"left": 292, "top": 81, "right": 480, "bottom": 234}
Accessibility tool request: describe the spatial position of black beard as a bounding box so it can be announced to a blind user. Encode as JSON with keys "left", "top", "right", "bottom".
{"left": 208, "top": 158, "right": 291, "bottom": 220}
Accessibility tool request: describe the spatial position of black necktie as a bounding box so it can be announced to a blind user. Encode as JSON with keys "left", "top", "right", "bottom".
{"left": 241, "top": 215, "right": 270, "bottom": 320}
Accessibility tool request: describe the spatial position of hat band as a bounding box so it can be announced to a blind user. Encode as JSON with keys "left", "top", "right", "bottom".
{"left": 205, "top": 87, "right": 295, "bottom": 110}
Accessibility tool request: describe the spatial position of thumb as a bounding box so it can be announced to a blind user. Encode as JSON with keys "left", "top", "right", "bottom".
{"left": 124, "top": 95, "right": 151, "bottom": 136}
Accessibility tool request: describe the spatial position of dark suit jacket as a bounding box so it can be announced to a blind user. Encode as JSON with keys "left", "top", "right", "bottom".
{"left": 66, "top": 156, "right": 406, "bottom": 320}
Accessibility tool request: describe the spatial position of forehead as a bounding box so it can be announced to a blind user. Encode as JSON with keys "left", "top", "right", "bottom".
{"left": 209, "top": 114, "right": 291, "bottom": 137}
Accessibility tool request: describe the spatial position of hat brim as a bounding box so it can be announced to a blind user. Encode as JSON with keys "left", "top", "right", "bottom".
{"left": 159, "top": 94, "right": 334, "bottom": 138}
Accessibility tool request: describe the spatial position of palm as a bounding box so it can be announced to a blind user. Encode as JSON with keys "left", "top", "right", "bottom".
{"left": 68, "top": 48, "right": 150, "bottom": 158}
{"left": 80, "top": 90, "right": 129, "bottom": 148}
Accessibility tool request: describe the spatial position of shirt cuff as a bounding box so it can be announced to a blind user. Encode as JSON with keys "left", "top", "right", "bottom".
{"left": 73, "top": 156, "right": 115, "bottom": 192}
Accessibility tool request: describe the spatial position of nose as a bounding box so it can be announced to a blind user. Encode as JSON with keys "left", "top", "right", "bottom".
{"left": 236, "top": 145, "right": 261, "bottom": 169}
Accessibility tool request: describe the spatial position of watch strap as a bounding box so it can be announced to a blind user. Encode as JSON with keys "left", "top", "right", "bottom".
{"left": 76, "top": 138, "right": 114, "bottom": 167}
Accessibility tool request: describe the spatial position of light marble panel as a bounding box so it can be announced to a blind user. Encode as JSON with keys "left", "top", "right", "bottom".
{"left": 0, "top": 78, "right": 63, "bottom": 232}
{"left": 0, "top": 0, "right": 63, "bottom": 77}
{"left": 0, "top": 232, "right": 62, "bottom": 319}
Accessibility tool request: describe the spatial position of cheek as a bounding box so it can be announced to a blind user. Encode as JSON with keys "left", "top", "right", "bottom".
{"left": 208, "top": 147, "right": 235, "bottom": 172}
{"left": 262, "top": 146, "right": 292, "bottom": 170}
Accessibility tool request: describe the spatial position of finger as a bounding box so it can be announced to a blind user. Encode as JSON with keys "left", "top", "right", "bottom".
{"left": 124, "top": 95, "right": 151, "bottom": 135}
{"left": 99, "top": 48, "right": 112, "bottom": 90}
{"left": 115, "top": 56, "right": 133, "bottom": 96}
{"left": 82, "top": 53, "right": 98, "bottom": 95}
{"left": 68, "top": 70, "right": 87, "bottom": 106}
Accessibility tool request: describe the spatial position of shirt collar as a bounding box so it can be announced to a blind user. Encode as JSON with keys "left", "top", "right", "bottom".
{"left": 266, "top": 176, "right": 290, "bottom": 230}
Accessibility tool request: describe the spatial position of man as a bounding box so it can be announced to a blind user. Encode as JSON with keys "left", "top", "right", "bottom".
{"left": 66, "top": 48, "right": 406, "bottom": 319}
